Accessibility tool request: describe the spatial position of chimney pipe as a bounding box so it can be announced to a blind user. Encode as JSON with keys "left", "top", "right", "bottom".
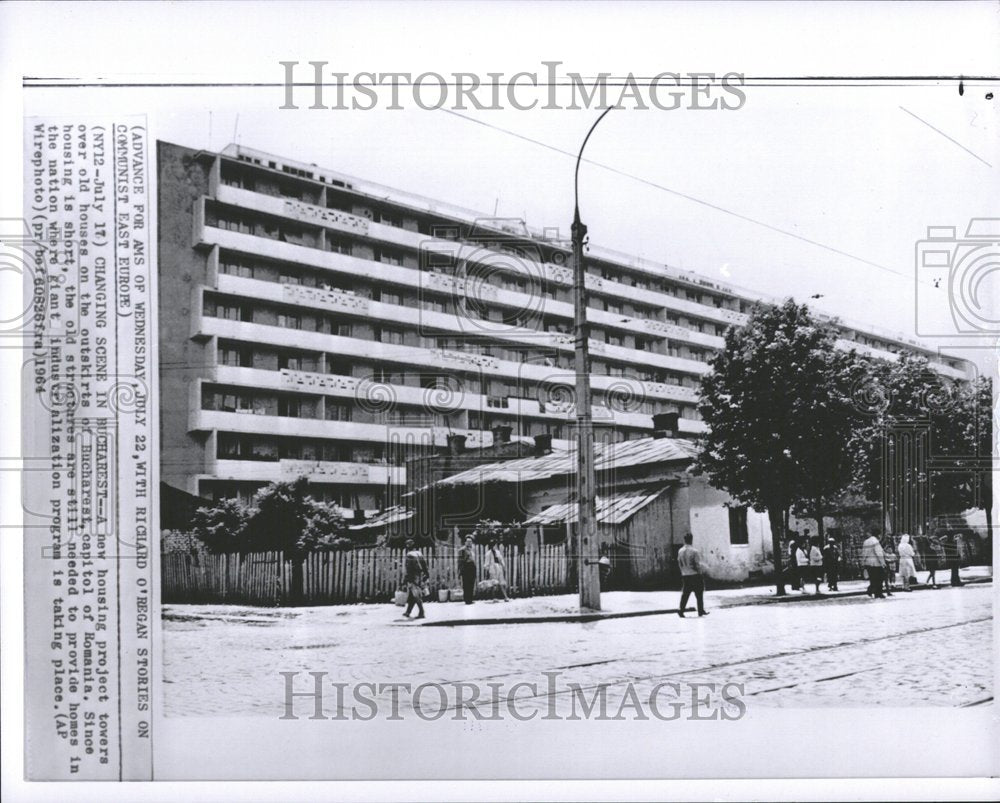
{"left": 533, "top": 433, "right": 552, "bottom": 455}
{"left": 652, "top": 412, "right": 680, "bottom": 439}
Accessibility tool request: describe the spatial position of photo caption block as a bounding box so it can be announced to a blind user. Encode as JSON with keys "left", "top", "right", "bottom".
{"left": 22, "top": 116, "right": 156, "bottom": 780}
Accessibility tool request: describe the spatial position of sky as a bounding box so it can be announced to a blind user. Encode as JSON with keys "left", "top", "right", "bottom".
{"left": 5, "top": 1, "right": 1000, "bottom": 373}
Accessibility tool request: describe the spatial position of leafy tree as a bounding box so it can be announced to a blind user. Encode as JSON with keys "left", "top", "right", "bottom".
{"left": 942, "top": 375, "right": 993, "bottom": 546}
{"left": 190, "top": 497, "right": 250, "bottom": 554}
{"left": 965, "top": 377, "right": 993, "bottom": 544}
{"left": 846, "top": 352, "right": 972, "bottom": 535}
{"left": 300, "top": 503, "right": 352, "bottom": 551}
{"left": 695, "top": 299, "right": 859, "bottom": 595}
{"left": 242, "top": 477, "right": 349, "bottom": 599}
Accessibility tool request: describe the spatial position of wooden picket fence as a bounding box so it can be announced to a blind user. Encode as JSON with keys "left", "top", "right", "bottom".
{"left": 161, "top": 544, "right": 570, "bottom": 605}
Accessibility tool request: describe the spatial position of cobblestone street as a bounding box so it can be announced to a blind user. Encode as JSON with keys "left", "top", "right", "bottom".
{"left": 162, "top": 580, "right": 993, "bottom": 718}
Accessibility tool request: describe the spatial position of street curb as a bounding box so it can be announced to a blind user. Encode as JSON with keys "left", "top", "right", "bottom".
{"left": 417, "top": 576, "right": 992, "bottom": 627}
{"left": 738, "top": 575, "right": 993, "bottom": 607}
{"left": 417, "top": 606, "right": 693, "bottom": 627}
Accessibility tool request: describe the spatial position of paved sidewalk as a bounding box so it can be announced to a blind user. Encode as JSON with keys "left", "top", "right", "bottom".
{"left": 416, "top": 566, "right": 993, "bottom": 626}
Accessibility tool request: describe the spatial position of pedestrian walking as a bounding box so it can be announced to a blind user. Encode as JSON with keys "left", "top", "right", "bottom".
{"left": 458, "top": 535, "right": 478, "bottom": 604}
{"left": 925, "top": 532, "right": 944, "bottom": 587}
{"left": 897, "top": 533, "right": 917, "bottom": 592}
{"left": 861, "top": 529, "right": 887, "bottom": 599}
{"left": 822, "top": 537, "right": 840, "bottom": 591}
{"left": 881, "top": 535, "right": 896, "bottom": 596}
{"left": 486, "top": 540, "right": 510, "bottom": 601}
{"left": 808, "top": 536, "right": 824, "bottom": 595}
{"left": 794, "top": 538, "right": 811, "bottom": 595}
{"left": 677, "top": 533, "right": 709, "bottom": 617}
{"left": 944, "top": 531, "right": 964, "bottom": 587}
{"left": 787, "top": 536, "right": 801, "bottom": 591}
{"left": 401, "top": 539, "right": 428, "bottom": 620}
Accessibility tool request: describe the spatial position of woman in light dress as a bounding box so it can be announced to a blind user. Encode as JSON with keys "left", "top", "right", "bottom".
{"left": 795, "top": 540, "right": 811, "bottom": 595}
{"left": 897, "top": 533, "right": 918, "bottom": 592}
{"left": 486, "top": 540, "right": 511, "bottom": 601}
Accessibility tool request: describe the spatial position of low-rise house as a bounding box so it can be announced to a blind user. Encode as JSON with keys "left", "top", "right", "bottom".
{"left": 408, "top": 419, "right": 774, "bottom": 584}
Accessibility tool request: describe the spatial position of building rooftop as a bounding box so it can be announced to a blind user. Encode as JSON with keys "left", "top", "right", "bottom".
{"left": 430, "top": 435, "right": 699, "bottom": 488}
{"left": 523, "top": 488, "right": 670, "bottom": 526}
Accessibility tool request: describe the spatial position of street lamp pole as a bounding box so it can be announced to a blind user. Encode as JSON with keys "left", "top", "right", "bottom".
{"left": 572, "top": 106, "right": 614, "bottom": 611}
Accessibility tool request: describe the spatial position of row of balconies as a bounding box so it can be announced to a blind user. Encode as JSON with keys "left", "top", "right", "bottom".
{"left": 206, "top": 272, "right": 717, "bottom": 374}
{"left": 202, "top": 457, "right": 404, "bottom": 485}
{"left": 195, "top": 204, "right": 968, "bottom": 382}
{"left": 206, "top": 186, "right": 749, "bottom": 329}
{"left": 211, "top": 152, "right": 973, "bottom": 378}
{"left": 193, "top": 316, "right": 710, "bottom": 410}
{"left": 203, "top": 364, "right": 695, "bottom": 428}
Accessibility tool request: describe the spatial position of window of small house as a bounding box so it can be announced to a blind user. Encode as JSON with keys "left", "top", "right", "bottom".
{"left": 728, "top": 506, "right": 749, "bottom": 545}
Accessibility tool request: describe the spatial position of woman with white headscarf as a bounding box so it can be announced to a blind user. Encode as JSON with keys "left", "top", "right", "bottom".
{"left": 897, "top": 533, "right": 917, "bottom": 592}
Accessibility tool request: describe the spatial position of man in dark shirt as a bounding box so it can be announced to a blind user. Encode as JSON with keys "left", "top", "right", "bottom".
{"left": 403, "top": 539, "right": 428, "bottom": 619}
{"left": 459, "top": 536, "right": 477, "bottom": 605}
{"left": 822, "top": 538, "right": 840, "bottom": 591}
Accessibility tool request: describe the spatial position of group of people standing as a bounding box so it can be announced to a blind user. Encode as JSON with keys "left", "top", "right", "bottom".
{"left": 787, "top": 531, "right": 842, "bottom": 595}
{"left": 786, "top": 527, "right": 967, "bottom": 600}
{"left": 401, "top": 536, "right": 512, "bottom": 620}
{"left": 860, "top": 528, "right": 965, "bottom": 599}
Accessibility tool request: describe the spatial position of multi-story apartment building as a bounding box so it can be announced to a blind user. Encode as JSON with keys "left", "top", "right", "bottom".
{"left": 157, "top": 141, "right": 974, "bottom": 515}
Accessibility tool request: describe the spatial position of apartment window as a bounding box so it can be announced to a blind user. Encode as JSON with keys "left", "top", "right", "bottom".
{"left": 377, "top": 290, "right": 401, "bottom": 306}
{"left": 218, "top": 216, "right": 252, "bottom": 235}
{"left": 607, "top": 334, "right": 623, "bottom": 347}
{"left": 278, "top": 397, "right": 301, "bottom": 418}
{"left": 278, "top": 313, "right": 301, "bottom": 330}
{"left": 329, "top": 238, "right": 353, "bottom": 256}
{"left": 278, "top": 354, "right": 301, "bottom": 371}
{"left": 422, "top": 298, "right": 445, "bottom": 313}
{"left": 279, "top": 273, "right": 302, "bottom": 285}
{"left": 378, "top": 327, "right": 404, "bottom": 345}
{"left": 728, "top": 506, "right": 749, "bottom": 545}
{"left": 375, "top": 249, "right": 402, "bottom": 266}
{"left": 218, "top": 434, "right": 243, "bottom": 458}
{"left": 220, "top": 259, "right": 254, "bottom": 278}
{"left": 375, "top": 210, "right": 403, "bottom": 228}
{"left": 219, "top": 345, "right": 252, "bottom": 367}
{"left": 325, "top": 403, "right": 352, "bottom": 422}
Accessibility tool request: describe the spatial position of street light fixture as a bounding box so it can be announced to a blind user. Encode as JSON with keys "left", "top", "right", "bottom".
{"left": 572, "top": 106, "right": 615, "bottom": 611}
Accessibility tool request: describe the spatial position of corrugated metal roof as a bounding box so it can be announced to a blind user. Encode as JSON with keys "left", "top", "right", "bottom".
{"left": 348, "top": 506, "right": 415, "bottom": 530}
{"left": 432, "top": 436, "right": 698, "bottom": 488}
{"left": 523, "top": 488, "right": 668, "bottom": 526}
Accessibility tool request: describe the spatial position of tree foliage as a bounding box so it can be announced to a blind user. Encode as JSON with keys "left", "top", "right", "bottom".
{"left": 190, "top": 477, "right": 350, "bottom": 555}
{"left": 695, "top": 299, "right": 862, "bottom": 593}
{"left": 845, "top": 353, "right": 989, "bottom": 532}
{"left": 190, "top": 497, "right": 250, "bottom": 554}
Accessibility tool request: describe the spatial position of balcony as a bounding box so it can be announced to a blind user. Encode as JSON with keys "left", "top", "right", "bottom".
{"left": 208, "top": 185, "right": 750, "bottom": 329}
{"left": 189, "top": 408, "right": 489, "bottom": 449}
{"left": 208, "top": 364, "right": 671, "bottom": 429}
{"left": 197, "top": 316, "right": 707, "bottom": 406}
{"left": 205, "top": 458, "right": 404, "bottom": 486}
{"left": 208, "top": 179, "right": 971, "bottom": 380}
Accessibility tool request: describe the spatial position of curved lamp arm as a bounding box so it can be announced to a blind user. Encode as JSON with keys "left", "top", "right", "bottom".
{"left": 573, "top": 106, "right": 616, "bottom": 223}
